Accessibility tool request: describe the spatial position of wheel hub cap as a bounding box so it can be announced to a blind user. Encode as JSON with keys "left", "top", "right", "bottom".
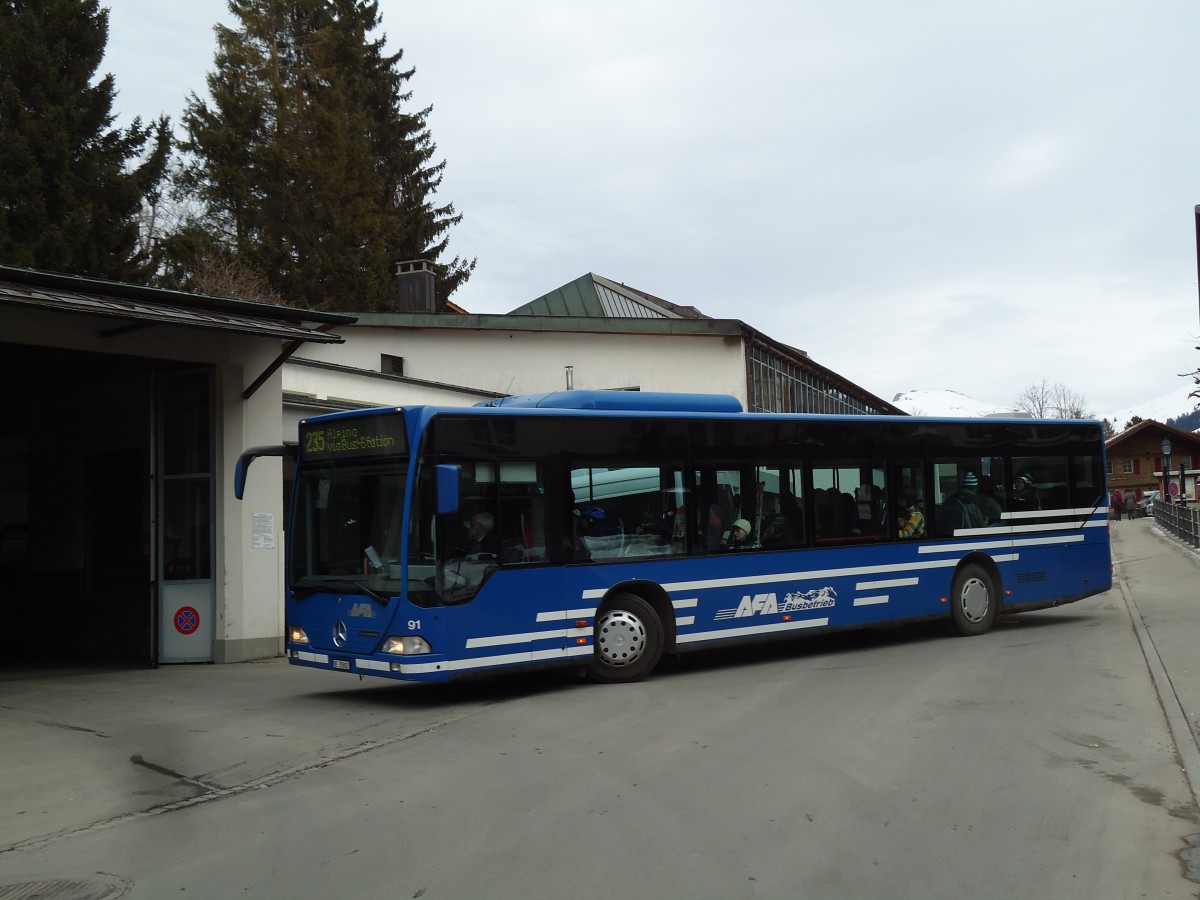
{"left": 596, "top": 609, "right": 647, "bottom": 667}
{"left": 961, "top": 577, "right": 989, "bottom": 623}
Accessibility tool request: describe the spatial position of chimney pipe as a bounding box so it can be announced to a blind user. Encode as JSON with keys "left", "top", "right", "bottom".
{"left": 394, "top": 259, "right": 436, "bottom": 312}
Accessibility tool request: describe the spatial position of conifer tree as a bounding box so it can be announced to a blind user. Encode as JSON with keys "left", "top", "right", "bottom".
{"left": 0, "top": 0, "right": 170, "bottom": 281}
{"left": 173, "top": 0, "right": 473, "bottom": 310}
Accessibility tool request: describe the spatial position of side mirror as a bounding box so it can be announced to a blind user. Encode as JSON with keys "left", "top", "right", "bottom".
{"left": 436, "top": 464, "right": 461, "bottom": 514}
{"left": 234, "top": 445, "right": 294, "bottom": 499}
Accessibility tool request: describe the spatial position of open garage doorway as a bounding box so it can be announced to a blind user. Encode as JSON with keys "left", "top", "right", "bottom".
{"left": 0, "top": 343, "right": 213, "bottom": 667}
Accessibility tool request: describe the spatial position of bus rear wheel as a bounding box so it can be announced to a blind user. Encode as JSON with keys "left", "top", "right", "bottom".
{"left": 948, "top": 564, "right": 996, "bottom": 636}
{"left": 587, "top": 593, "right": 664, "bottom": 683}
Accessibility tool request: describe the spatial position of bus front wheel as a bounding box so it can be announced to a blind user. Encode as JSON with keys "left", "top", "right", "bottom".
{"left": 948, "top": 564, "right": 996, "bottom": 636}
{"left": 587, "top": 593, "right": 664, "bottom": 683}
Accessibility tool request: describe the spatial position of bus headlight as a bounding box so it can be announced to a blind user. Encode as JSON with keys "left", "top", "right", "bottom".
{"left": 381, "top": 635, "right": 432, "bottom": 655}
{"left": 288, "top": 625, "right": 310, "bottom": 644}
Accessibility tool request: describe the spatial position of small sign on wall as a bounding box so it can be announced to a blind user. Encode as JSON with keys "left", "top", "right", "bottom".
{"left": 174, "top": 606, "right": 200, "bottom": 635}
{"left": 252, "top": 512, "right": 275, "bottom": 549}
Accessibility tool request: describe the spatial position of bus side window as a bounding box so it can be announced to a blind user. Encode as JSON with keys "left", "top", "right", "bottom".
{"left": 570, "top": 464, "right": 684, "bottom": 561}
{"left": 497, "top": 461, "right": 546, "bottom": 564}
{"left": 812, "top": 461, "right": 884, "bottom": 543}
{"left": 750, "top": 466, "right": 805, "bottom": 551}
{"left": 697, "top": 471, "right": 741, "bottom": 551}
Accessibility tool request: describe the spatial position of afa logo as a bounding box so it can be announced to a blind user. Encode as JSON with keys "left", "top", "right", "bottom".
{"left": 717, "top": 586, "right": 837, "bottom": 620}
{"left": 347, "top": 602, "right": 375, "bottom": 618}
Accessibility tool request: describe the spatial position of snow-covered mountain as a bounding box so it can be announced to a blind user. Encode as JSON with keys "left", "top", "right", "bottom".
{"left": 891, "top": 389, "right": 1020, "bottom": 418}
{"left": 1106, "top": 384, "right": 1199, "bottom": 432}
{"left": 892, "top": 386, "right": 1199, "bottom": 432}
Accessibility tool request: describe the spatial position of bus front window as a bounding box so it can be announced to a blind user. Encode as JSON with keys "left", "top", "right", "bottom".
{"left": 291, "top": 461, "right": 408, "bottom": 595}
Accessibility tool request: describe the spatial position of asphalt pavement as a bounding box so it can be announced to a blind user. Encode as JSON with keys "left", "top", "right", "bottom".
{"left": 1, "top": 516, "right": 1199, "bottom": 897}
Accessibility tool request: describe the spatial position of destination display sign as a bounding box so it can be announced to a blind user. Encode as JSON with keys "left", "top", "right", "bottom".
{"left": 300, "top": 413, "right": 408, "bottom": 461}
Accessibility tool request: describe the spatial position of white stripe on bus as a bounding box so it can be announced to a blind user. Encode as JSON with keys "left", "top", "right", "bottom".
{"left": 1001, "top": 506, "right": 1100, "bottom": 520}
{"left": 535, "top": 608, "right": 595, "bottom": 622}
{"left": 466, "top": 626, "right": 590, "bottom": 649}
{"left": 857, "top": 577, "right": 918, "bottom": 589}
{"left": 950, "top": 524, "right": 1091, "bottom": 538}
{"left": 675, "top": 617, "right": 829, "bottom": 644}
{"left": 853, "top": 596, "right": 890, "bottom": 606}
{"left": 397, "top": 644, "right": 593, "bottom": 675}
{"left": 918, "top": 536, "right": 1080, "bottom": 553}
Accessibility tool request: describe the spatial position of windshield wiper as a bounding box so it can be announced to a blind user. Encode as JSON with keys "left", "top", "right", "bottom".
{"left": 353, "top": 579, "right": 389, "bottom": 606}
{"left": 292, "top": 578, "right": 389, "bottom": 605}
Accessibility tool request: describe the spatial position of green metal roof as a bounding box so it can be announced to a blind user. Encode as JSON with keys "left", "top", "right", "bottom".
{"left": 508, "top": 273, "right": 697, "bottom": 319}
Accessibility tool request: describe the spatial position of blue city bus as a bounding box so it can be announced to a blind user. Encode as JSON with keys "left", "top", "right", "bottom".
{"left": 235, "top": 391, "right": 1112, "bottom": 683}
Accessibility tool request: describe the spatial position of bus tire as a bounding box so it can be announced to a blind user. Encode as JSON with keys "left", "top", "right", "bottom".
{"left": 947, "top": 564, "right": 996, "bottom": 636}
{"left": 587, "top": 593, "right": 664, "bottom": 683}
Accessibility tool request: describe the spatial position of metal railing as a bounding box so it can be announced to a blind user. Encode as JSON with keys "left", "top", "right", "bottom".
{"left": 1153, "top": 500, "right": 1200, "bottom": 549}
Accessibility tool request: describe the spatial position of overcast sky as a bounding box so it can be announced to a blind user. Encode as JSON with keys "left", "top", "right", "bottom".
{"left": 104, "top": 0, "right": 1200, "bottom": 417}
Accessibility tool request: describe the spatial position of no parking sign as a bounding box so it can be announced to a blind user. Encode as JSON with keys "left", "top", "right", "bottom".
{"left": 173, "top": 606, "right": 200, "bottom": 635}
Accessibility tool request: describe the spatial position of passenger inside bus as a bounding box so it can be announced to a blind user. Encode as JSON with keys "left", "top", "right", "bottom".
{"left": 848, "top": 485, "right": 886, "bottom": 539}
{"left": 964, "top": 475, "right": 1003, "bottom": 525}
{"left": 760, "top": 513, "right": 801, "bottom": 549}
{"left": 976, "top": 474, "right": 1004, "bottom": 523}
{"left": 572, "top": 503, "right": 621, "bottom": 561}
{"left": 465, "top": 511, "right": 498, "bottom": 556}
{"left": 1012, "top": 473, "right": 1042, "bottom": 510}
{"left": 938, "top": 472, "right": 987, "bottom": 535}
{"left": 778, "top": 490, "right": 805, "bottom": 546}
{"left": 896, "top": 494, "right": 925, "bottom": 539}
{"left": 720, "top": 518, "right": 756, "bottom": 550}
{"left": 706, "top": 484, "right": 737, "bottom": 551}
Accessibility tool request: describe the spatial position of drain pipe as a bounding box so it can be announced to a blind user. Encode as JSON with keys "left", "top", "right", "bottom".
{"left": 565, "top": 366, "right": 574, "bottom": 390}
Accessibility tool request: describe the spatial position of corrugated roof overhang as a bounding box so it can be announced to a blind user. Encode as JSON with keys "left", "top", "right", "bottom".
{"left": 0, "top": 265, "right": 353, "bottom": 344}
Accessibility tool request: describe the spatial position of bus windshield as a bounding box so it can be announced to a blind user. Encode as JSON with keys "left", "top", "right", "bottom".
{"left": 290, "top": 460, "right": 412, "bottom": 597}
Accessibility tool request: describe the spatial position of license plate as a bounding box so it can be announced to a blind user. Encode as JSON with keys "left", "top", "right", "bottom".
{"left": 333, "top": 658, "right": 350, "bottom": 671}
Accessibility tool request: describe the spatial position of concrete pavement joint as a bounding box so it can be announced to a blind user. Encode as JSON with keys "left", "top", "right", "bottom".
{"left": 129, "top": 754, "right": 221, "bottom": 795}
{"left": 36, "top": 721, "right": 112, "bottom": 739}
{"left": 0, "top": 711, "right": 477, "bottom": 858}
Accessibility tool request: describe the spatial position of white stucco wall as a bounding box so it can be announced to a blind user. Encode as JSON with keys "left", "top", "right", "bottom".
{"left": 288, "top": 324, "right": 749, "bottom": 413}
{"left": 216, "top": 342, "right": 287, "bottom": 663}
